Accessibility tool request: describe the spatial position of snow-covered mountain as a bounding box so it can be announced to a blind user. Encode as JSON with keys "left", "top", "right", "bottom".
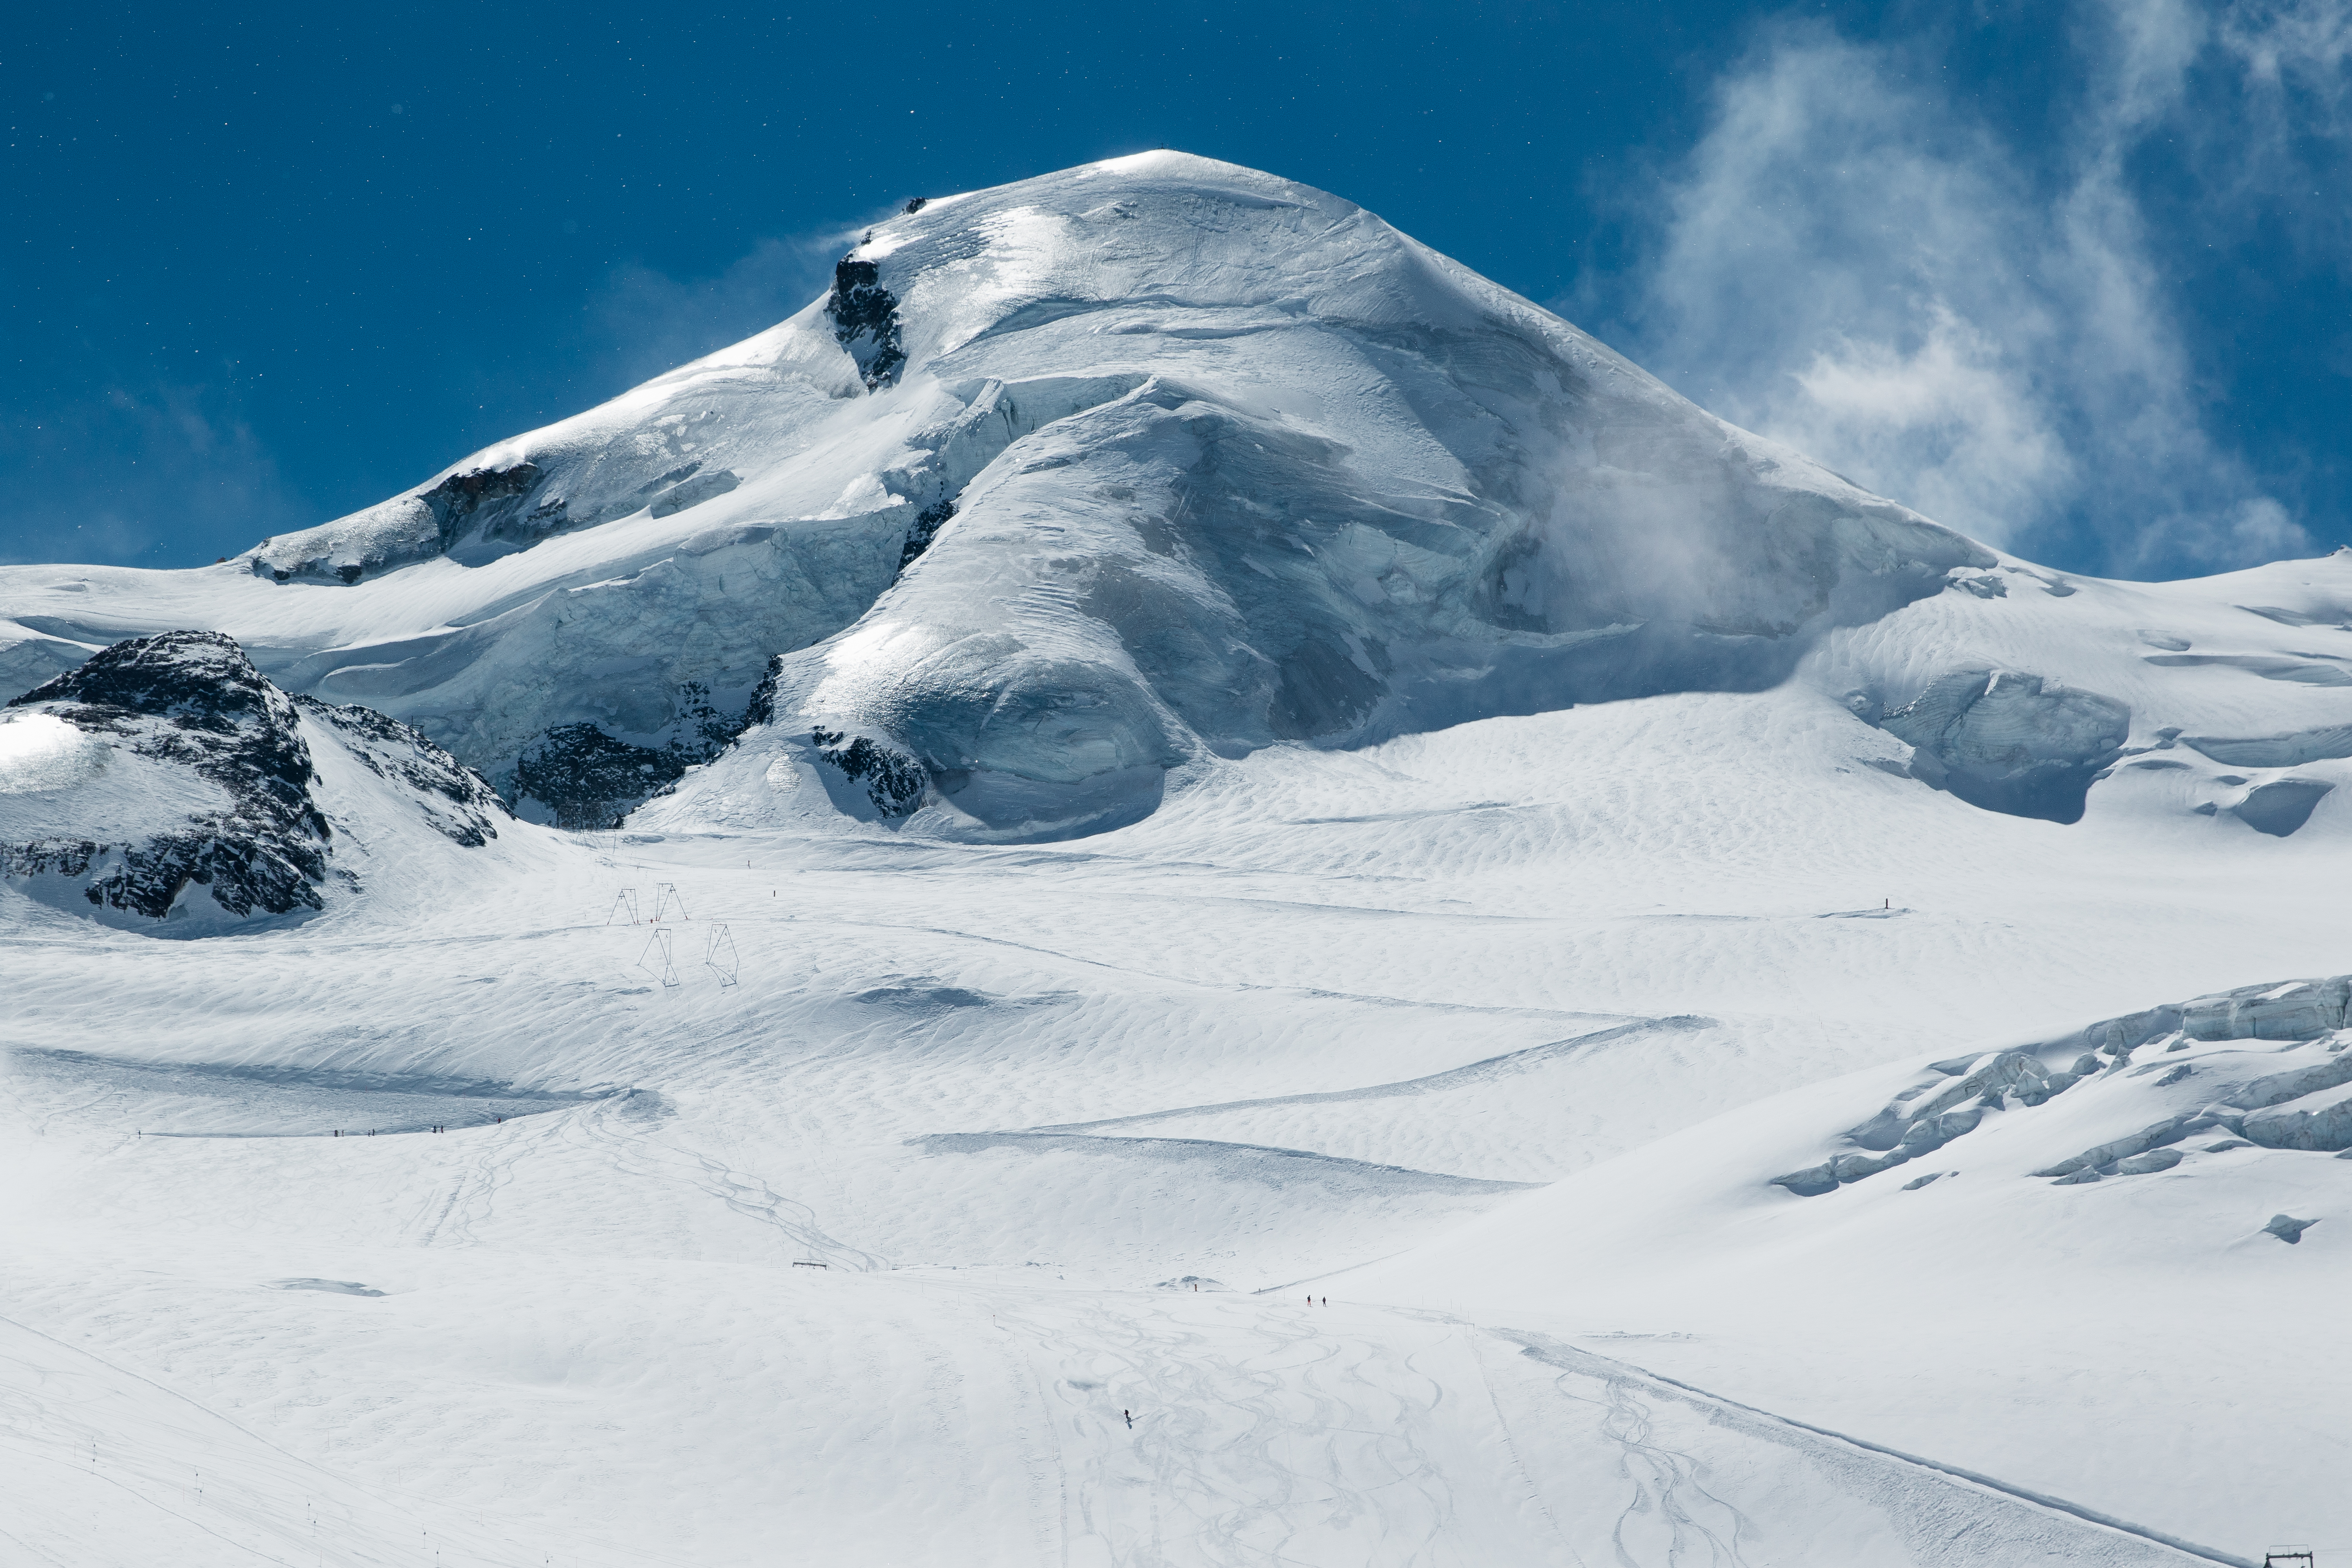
{"left": 4, "top": 154, "right": 2348, "bottom": 1567}
{"left": 11, "top": 152, "right": 2350, "bottom": 844}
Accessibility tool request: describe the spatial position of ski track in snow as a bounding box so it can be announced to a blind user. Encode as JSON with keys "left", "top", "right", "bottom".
{"left": 1497, "top": 1333, "right": 2253, "bottom": 1568}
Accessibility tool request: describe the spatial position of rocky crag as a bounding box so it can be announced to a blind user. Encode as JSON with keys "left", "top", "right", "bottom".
{"left": 0, "top": 632, "right": 505, "bottom": 922}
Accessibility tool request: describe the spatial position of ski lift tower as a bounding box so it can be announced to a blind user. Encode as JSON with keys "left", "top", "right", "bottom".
{"left": 2265, "top": 1548, "right": 2315, "bottom": 1568}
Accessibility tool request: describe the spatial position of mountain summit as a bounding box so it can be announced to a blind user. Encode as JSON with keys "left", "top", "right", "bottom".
{"left": 4, "top": 153, "right": 2349, "bottom": 844}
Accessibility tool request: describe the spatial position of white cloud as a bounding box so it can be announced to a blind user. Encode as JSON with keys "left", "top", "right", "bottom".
{"left": 2211, "top": 0, "right": 2352, "bottom": 254}
{"left": 1585, "top": 7, "right": 2324, "bottom": 577}
{"left": 1783, "top": 306, "right": 2071, "bottom": 543}
{"left": 2222, "top": 0, "right": 2352, "bottom": 110}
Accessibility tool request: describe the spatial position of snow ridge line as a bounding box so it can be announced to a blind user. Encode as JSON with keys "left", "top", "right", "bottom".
{"left": 1501, "top": 1331, "right": 2258, "bottom": 1568}
{"left": 1026, "top": 1014, "right": 1714, "bottom": 1133}
{"left": 909, "top": 1130, "right": 1541, "bottom": 1191}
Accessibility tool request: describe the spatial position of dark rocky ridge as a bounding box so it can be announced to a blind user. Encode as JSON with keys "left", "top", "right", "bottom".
{"left": 6, "top": 631, "right": 332, "bottom": 917}
{"left": 811, "top": 726, "right": 928, "bottom": 818}
{"left": 3, "top": 631, "right": 505, "bottom": 921}
{"left": 509, "top": 680, "right": 746, "bottom": 831}
{"left": 897, "top": 499, "right": 956, "bottom": 570}
{"left": 826, "top": 256, "right": 905, "bottom": 391}
{"left": 297, "top": 698, "right": 510, "bottom": 848}
{"left": 512, "top": 723, "right": 692, "bottom": 832}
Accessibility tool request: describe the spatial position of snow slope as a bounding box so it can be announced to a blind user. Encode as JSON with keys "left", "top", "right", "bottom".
{"left": 3, "top": 153, "right": 2348, "bottom": 1567}
{"left": 9, "top": 679, "right": 2349, "bottom": 1563}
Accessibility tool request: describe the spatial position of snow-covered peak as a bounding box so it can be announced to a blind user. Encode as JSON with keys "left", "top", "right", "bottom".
{"left": 7, "top": 154, "right": 2352, "bottom": 846}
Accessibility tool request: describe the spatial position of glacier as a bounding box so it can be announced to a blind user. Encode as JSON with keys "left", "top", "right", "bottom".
{"left": 3, "top": 153, "right": 2349, "bottom": 1568}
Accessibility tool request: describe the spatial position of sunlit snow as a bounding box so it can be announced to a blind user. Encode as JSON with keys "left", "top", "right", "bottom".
{"left": 2, "top": 154, "right": 2344, "bottom": 1568}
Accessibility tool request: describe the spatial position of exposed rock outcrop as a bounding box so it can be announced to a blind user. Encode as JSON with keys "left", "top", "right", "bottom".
{"left": 4, "top": 631, "right": 331, "bottom": 918}
{"left": 826, "top": 256, "right": 905, "bottom": 391}
{"left": 811, "top": 727, "right": 928, "bottom": 818}
{"left": 510, "top": 723, "right": 691, "bottom": 832}
{"left": 508, "top": 681, "right": 749, "bottom": 830}
{"left": 296, "top": 698, "right": 508, "bottom": 847}
{"left": 1, "top": 631, "right": 505, "bottom": 924}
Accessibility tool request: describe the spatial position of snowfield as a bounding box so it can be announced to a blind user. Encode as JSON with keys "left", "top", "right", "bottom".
{"left": 3, "top": 154, "right": 2347, "bottom": 1567}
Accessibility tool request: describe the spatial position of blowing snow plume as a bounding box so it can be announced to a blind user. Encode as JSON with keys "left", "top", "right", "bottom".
{"left": 633, "top": 153, "right": 1995, "bottom": 839}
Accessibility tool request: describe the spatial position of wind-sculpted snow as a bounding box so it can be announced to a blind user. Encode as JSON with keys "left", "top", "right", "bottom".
{"left": 9, "top": 1047, "right": 601, "bottom": 1138}
{"left": 9, "top": 671, "right": 2352, "bottom": 1563}
{"left": 2228, "top": 777, "right": 2334, "bottom": 836}
{"left": 2182, "top": 723, "right": 2352, "bottom": 769}
{"left": 12, "top": 159, "right": 2352, "bottom": 1563}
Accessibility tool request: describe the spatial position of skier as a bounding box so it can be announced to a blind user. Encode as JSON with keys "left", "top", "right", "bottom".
{"left": 1124, "top": 1409, "right": 1133, "bottom": 1429}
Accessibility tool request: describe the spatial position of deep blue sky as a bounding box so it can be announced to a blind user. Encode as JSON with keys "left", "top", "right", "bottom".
{"left": 5, "top": 1, "right": 2347, "bottom": 579}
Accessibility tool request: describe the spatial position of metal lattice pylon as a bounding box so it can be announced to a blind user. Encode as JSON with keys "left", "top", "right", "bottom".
{"left": 704, "top": 924, "right": 739, "bottom": 987}
{"left": 606, "top": 888, "right": 640, "bottom": 925}
{"left": 651, "top": 882, "right": 690, "bottom": 922}
{"left": 637, "top": 927, "right": 679, "bottom": 986}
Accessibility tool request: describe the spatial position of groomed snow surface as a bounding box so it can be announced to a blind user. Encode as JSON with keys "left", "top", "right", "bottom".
{"left": 6, "top": 681, "right": 2347, "bottom": 1567}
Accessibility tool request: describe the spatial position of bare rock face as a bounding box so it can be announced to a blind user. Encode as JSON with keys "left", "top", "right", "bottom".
{"left": 1, "top": 631, "right": 505, "bottom": 924}
{"left": 510, "top": 722, "right": 691, "bottom": 832}
{"left": 826, "top": 256, "right": 906, "bottom": 391}
{"left": 4, "top": 631, "right": 332, "bottom": 918}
